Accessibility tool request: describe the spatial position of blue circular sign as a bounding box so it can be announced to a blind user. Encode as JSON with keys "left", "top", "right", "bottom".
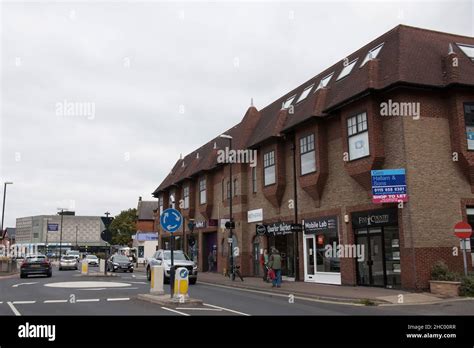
{"left": 179, "top": 268, "right": 188, "bottom": 278}
{"left": 160, "top": 208, "right": 183, "bottom": 233}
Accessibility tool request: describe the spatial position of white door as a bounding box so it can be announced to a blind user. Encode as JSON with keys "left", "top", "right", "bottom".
{"left": 303, "top": 235, "right": 316, "bottom": 281}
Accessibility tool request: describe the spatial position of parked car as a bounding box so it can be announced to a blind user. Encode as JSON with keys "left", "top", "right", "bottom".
{"left": 107, "top": 254, "right": 134, "bottom": 272}
{"left": 85, "top": 254, "right": 99, "bottom": 267}
{"left": 66, "top": 250, "right": 80, "bottom": 260}
{"left": 20, "top": 255, "right": 52, "bottom": 278}
{"left": 146, "top": 249, "right": 198, "bottom": 285}
{"left": 59, "top": 255, "right": 78, "bottom": 270}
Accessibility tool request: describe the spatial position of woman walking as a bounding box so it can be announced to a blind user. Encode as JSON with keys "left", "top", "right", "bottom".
{"left": 267, "top": 248, "right": 282, "bottom": 288}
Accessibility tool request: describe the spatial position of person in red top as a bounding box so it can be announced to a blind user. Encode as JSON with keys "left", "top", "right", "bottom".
{"left": 260, "top": 249, "right": 269, "bottom": 282}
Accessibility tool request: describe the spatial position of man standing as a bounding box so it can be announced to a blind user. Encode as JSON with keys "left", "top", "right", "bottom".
{"left": 207, "top": 251, "right": 214, "bottom": 272}
{"left": 268, "top": 248, "right": 282, "bottom": 288}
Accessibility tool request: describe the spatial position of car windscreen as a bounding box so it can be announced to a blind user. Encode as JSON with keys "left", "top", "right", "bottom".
{"left": 61, "top": 256, "right": 76, "bottom": 260}
{"left": 86, "top": 255, "right": 98, "bottom": 259}
{"left": 163, "top": 251, "right": 189, "bottom": 261}
{"left": 114, "top": 256, "right": 129, "bottom": 262}
{"left": 67, "top": 251, "right": 79, "bottom": 255}
{"left": 26, "top": 256, "right": 46, "bottom": 262}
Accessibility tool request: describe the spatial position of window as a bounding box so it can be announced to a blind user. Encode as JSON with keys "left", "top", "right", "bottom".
{"left": 360, "top": 43, "right": 384, "bottom": 67}
{"left": 234, "top": 179, "right": 238, "bottom": 196}
{"left": 296, "top": 84, "right": 314, "bottom": 103}
{"left": 336, "top": 59, "right": 358, "bottom": 81}
{"left": 315, "top": 73, "right": 334, "bottom": 91}
{"left": 263, "top": 150, "right": 276, "bottom": 186}
{"left": 199, "top": 178, "right": 206, "bottom": 204}
{"left": 300, "top": 134, "right": 316, "bottom": 175}
{"left": 282, "top": 95, "right": 296, "bottom": 109}
{"left": 464, "top": 103, "right": 474, "bottom": 150}
{"left": 226, "top": 181, "right": 231, "bottom": 199}
{"left": 252, "top": 167, "right": 257, "bottom": 193}
{"left": 169, "top": 190, "right": 176, "bottom": 208}
{"left": 183, "top": 185, "right": 189, "bottom": 209}
{"left": 347, "top": 112, "right": 370, "bottom": 160}
{"left": 159, "top": 197, "right": 163, "bottom": 215}
{"left": 457, "top": 43, "right": 474, "bottom": 61}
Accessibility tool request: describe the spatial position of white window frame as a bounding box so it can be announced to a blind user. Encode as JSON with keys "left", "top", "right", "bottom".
{"left": 263, "top": 150, "right": 276, "bottom": 186}
{"left": 315, "top": 72, "right": 334, "bottom": 91}
{"left": 296, "top": 84, "right": 314, "bottom": 103}
{"left": 183, "top": 185, "right": 189, "bottom": 209}
{"left": 360, "top": 43, "right": 384, "bottom": 68}
{"left": 336, "top": 58, "right": 358, "bottom": 81}
{"left": 199, "top": 178, "right": 206, "bottom": 204}
{"left": 252, "top": 166, "right": 257, "bottom": 193}
{"left": 457, "top": 43, "right": 474, "bottom": 61}
{"left": 300, "top": 134, "right": 316, "bottom": 175}
{"left": 282, "top": 95, "right": 296, "bottom": 109}
{"left": 347, "top": 112, "right": 370, "bottom": 161}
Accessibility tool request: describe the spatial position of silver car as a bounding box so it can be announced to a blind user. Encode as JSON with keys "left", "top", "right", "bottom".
{"left": 59, "top": 255, "right": 78, "bottom": 270}
{"left": 146, "top": 249, "right": 198, "bottom": 284}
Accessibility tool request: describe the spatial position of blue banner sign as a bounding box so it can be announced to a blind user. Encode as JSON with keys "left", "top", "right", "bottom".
{"left": 371, "top": 169, "right": 408, "bottom": 204}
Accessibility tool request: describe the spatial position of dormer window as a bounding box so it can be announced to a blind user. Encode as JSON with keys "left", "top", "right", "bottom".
{"left": 347, "top": 112, "right": 369, "bottom": 160}
{"left": 360, "top": 43, "right": 384, "bottom": 67}
{"left": 199, "top": 177, "right": 207, "bottom": 204}
{"left": 263, "top": 150, "right": 276, "bottom": 186}
{"left": 183, "top": 185, "right": 189, "bottom": 209}
{"left": 337, "top": 59, "right": 358, "bottom": 81}
{"left": 315, "top": 73, "right": 334, "bottom": 91}
{"left": 457, "top": 43, "right": 474, "bottom": 61}
{"left": 296, "top": 84, "right": 314, "bottom": 103}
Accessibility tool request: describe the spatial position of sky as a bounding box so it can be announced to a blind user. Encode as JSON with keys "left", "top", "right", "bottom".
{"left": 0, "top": 0, "right": 473, "bottom": 227}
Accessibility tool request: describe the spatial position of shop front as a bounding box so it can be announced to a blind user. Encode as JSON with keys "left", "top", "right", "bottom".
{"left": 352, "top": 208, "right": 401, "bottom": 288}
{"left": 195, "top": 219, "right": 218, "bottom": 272}
{"left": 302, "top": 215, "right": 341, "bottom": 285}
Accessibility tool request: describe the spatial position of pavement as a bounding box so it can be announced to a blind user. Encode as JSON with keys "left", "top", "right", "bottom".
{"left": 2, "top": 265, "right": 474, "bottom": 316}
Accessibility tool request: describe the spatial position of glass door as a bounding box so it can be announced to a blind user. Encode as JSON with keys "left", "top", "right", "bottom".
{"left": 356, "top": 230, "right": 370, "bottom": 285}
{"left": 304, "top": 235, "right": 316, "bottom": 280}
{"left": 356, "top": 228, "right": 385, "bottom": 286}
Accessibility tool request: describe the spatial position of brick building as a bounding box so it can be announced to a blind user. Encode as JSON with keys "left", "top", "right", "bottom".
{"left": 152, "top": 25, "right": 474, "bottom": 290}
{"left": 136, "top": 197, "right": 158, "bottom": 233}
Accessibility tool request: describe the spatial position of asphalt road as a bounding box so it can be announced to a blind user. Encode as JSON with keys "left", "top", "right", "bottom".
{"left": 1, "top": 266, "right": 474, "bottom": 316}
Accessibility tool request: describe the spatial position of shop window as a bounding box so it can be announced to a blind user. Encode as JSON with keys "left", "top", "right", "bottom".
{"left": 252, "top": 167, "right": 257, "bottom": 193}
{"left": 199, "top": 177, "right": 206, "bottom": 204}
{"left": 347, "top": 112, "right": 370, "bottom": 160}
{"left": 464, "top": 103, "right": 474, "bottom": 150}
{"left": 315, "top": 231, "right": 339, "bottom": 273}
{"left": 183, "top": 185, "right": 189, "bottom": 209}
{"left": 263, "top": 150, "right": 276, "bottom": 186}
{"left": 300, "top": 133, "right": 316, "bottom": 175}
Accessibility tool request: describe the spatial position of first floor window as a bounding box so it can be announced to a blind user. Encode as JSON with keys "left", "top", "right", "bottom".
{"left": 464, "top": 103, "right": 474, "bottom": 150}
{"left": 263, "top": 150, "right": 276, "bottom": 186}
{"left": 300, "top": 134, "right": 316, "bottom": 175}
{"left": 199, "top": 178, "right": 206, "bottom": 204}
{"left": 159, "top": 197, "right": 163, "bottom": 215}
{"left": 183, "top": 186, "right": 189, "bottom": 209}
{"left": 234, "top": 179, "right": 238, "bottom": 196}
{"left": 252, "top": 167, "right": 257, "bottom": 193}
{"left": 227, "top": 181, "right": 231, "bottom": 199}
{"left": 347, "top": 112, "right": 370, "bottom": 160}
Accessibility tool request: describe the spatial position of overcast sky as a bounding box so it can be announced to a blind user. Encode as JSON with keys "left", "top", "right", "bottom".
{"left": 0, "top": 0, "right": 472, "bottom": 227}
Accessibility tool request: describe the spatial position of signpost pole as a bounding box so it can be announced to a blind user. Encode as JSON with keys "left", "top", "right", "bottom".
{"left": 170, "top": 235, "right": 175, "bottom": 298}
{"left": 462, "top": 239, "right": 468, "bottom": 276}
{"left": 454, "top": 221, "right": 472, "bottom": 277}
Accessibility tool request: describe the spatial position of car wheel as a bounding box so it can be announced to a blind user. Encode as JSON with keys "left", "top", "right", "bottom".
{"left": 189, "top": 278, "right": 197, "bottom": 285}
{"left": 146, "top": 267, "right": 151, "bottom": 281}
{"left": 20, "top": 273, "right": 26, "bottom": 279}
{"left": 59, "top": 267, "right": 62, "bottom": 271}
{"left": 129, "top": 269, "right": 134, "bottom": 273}
{"left": 47, "top": 272, "right": 52, "bottom": 278}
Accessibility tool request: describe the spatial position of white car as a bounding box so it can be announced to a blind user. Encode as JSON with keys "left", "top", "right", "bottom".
{"left": 85, "top": 254, "right": 99, "bottom": 267}
{"left": 59, "top": 255, "right": 78, "bottom": 270}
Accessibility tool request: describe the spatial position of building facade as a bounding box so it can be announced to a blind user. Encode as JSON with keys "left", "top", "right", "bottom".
{"left": 152, "top": 25, "right": 474, "bottom": 290}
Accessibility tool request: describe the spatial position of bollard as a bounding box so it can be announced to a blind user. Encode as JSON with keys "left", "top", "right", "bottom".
{"left": 150, "top": 265, "right": 164, "bottom": 295}
{"left": 81, "top": 260, "right": 89, "bottom": 275}
{"left": 173, "top": 267, "right": 189, "bottom": 302}
{"left": 99, "top": 259, "right": 105, "bottom": 273}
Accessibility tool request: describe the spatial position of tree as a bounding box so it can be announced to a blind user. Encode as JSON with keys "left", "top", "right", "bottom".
{"left": 109, "top": 208, "right": 137, "bottom": 246}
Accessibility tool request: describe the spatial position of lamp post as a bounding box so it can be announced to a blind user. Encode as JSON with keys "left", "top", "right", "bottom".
{"left": 57, "top": 208, "right": 67, "bottom": 260}
{"left": 75, "top": 225, "right": 78, "bottom": 249}
{"left": 219, "top": 134, "right": 233, "bottom": 279}
{"left": 1, "top": 182, "right": 13, "bottom": 236}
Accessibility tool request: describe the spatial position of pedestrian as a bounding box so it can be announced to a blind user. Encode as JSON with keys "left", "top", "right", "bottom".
{"left": 260, "top": 249, "right": 269, "bottom": 282}
{"left": 207, "top": 251, "right": 214, "bottom": 272}
{"left": 267, "top": 248, "right": 282, "bottom": 288}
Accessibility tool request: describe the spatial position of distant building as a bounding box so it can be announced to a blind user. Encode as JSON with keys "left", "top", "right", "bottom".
{"left": 136, "top": 196, "right": 158, "bottom": 232}
{"left": 1, "top": 227, "right": 15, "bottom": 247}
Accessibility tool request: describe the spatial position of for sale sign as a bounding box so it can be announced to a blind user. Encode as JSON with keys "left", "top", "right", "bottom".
{"left": 371, "top": 169, "right": 408, "bottom": 204}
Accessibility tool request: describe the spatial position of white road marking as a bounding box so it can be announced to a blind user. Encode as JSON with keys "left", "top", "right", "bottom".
{"left": 176, "top": 307, "right": 222, "bottom": 311}
{"left": 45, "top": 281, "right": 131, "bottom": 288}
{"left": 106, "top": 298, "right": 130, "bottom": 301}
{"left": 7, "top": 302, "right": 21, "bottom": 316}
{"left": 0, "top": 302, "right": 3, "bottom": 304}
{"left": 199, "top": 282, "right": 364, "bottom": 307}
{"left": 12, "top": 282, "right": 38, "bottom": 288}
{"left": 44, "top": 300, "right": 68, "bottom": 303}
{"left": 79, "top": 288, "right": 107, "bottom": 291}
{"left": 161, "top": 307, "right": 191, "bottom": 316}
{"left": 12, "top": 301, "right": 36, "bottom": 304}
{"left": 129, "top": 281, "right": 147, "bottom": 284}
{"left": 76, "top": 299, "right": 100, "bottom": 303}
{"left": 203, "top": 303, "right": 250, "bottom": 316}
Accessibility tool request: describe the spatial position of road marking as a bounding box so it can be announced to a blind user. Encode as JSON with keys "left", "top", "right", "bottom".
{"left": 106, "top": 298, "right": 130, "bottom": 301}
{"left": 203, "top": 303, "right": 250, "bottom": 316}
{"left": 45, "top": 281, "right": 131, "bottom": 288}
{"left": 79, "top": 288, "right": 107, "bottom": 291}
{"left": 44, "top": 300, "right": 68, "bottom": 303}
{"left": 12, "top": 282, "right": 38, "bottom": 288}
{"left": 12, "top": 301, "right": 36, "bottom": 304}
{"left": 76, "top": 299, "right": 100, "bottom": 303}
{"left": 199, "top": 282, "right": 364, "bottom": 307}
{"left": 129, "top": 281, "right": 147, "bottom": 284}
{"left": 7, "top": 302, "right": 21, "bottom": 316}
{"left": 176, "top": 307, "right": 222, "bottom": 311}
{"left": 161, "top": 306, "right": 191, "bottom": 316}
{"left": 0, "top": 302, "right": 3, "bottom": 304}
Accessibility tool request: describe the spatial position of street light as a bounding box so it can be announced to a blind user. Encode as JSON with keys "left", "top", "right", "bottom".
{"left": 1, "top": 182, "right": 13, "bottom": 235}
{"left": 219, "top": 134, "right": 234, "bottom": 279}
{"left": 57, "top": 208, "right": 68, "bottom": 260}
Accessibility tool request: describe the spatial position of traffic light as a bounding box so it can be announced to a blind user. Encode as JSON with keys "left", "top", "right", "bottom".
{"left": 225, "top": 220, "right": 235, "bottom": 229}
{"left": 100, "top": 216, "right": 114, "bottom": 243}
{"left": 188, "top": 235, "right": 196, "bottom": 247}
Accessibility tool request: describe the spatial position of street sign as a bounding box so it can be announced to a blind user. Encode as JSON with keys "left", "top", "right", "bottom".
{"left": 290, "top": 223, "right": 303, "bottom": 233}
{"left": 256, "top": 224, "right": 267, "bottom": 236}
{"left": 100, "top": 229, "right": 112, "bottom": 243}
{"left": 371, "top": 169, "right": 408, "bottom": 204}
{"left": 160, "top": 208, "right": 183, "bottom": 233}
{"left": 454, "top": 221, "right": 473, "bottom": 239}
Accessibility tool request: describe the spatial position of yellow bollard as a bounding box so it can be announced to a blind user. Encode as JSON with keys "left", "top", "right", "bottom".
{"left": 173, "top": 267, "right": 189, "bottom": 302}
{"left": 81, "top": 260, "right": 88, "bottom": 275}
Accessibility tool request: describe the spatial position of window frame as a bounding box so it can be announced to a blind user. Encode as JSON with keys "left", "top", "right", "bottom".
{"left": 296, "top": 84, "right": 315, "bottom": 104}
{"left": 464, "top": 102, "right": 474, "bottom": 151}
{"left": 199, "top": 177, "right": 207, "bottom": 204}
{"left": 346, "top": 112, "right": 370, "bottom": 161}
{"left": 336, "top": 58, "right": 358, "bottom": 81}
{"left": 359, "top": 43, "right": 384, "bottom": 68}
{"left": 457, "top": 43, "right": 474, "bottom": 61}
{"left": 315, "top": 72, "right": 334, "bottom": 91}
{"left": 263, "top": 150, "right": 276, "bottom": 186}
{"left": 252, "top": 166, "right": 257, "bottom": 193}
{"left": 183, "top": 185, "right": 189, "bottom": 209}
{"left": 299, "top": 133, "right": 317, "bottom": 175}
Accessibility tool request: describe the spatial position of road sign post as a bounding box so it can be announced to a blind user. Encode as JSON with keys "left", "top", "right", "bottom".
{"left": 454, "top": 221, "right": 473, "bottom": 276}
{"left": 160, "top": 208, "right": 183, "bottom": 298}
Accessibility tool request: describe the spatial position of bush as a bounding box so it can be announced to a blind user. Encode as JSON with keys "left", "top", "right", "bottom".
{"left": 460, "top": 276, "right": 474, "bottom": 297}
{"left": 430, "top": 261, "right": 459, "bottom": 281}
{"left": 95, "top": 252, "right": 106, "bottom": 260}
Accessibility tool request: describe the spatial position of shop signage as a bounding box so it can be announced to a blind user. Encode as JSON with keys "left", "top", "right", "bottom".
{"left": 247, "top": 208, "right": 263, "bottom": 223}
{"left": 256, "top": 224, "right": 267, "bottom": 236}
{"left": 135, "top": 232, "right": 159, "bottom": 241}
{"left": 304, "top": 216, "right": 338, "bottom": 235}
{"left": 351, "top": 209, "right": 398, "bottom": 229}
{"left": 47, "top": 223, "right": 59, "bottom": 232}
{"left": 371, "top": 169, "right": 408, "bottom": 204}
{"left": 290, "top": 224, "right": 303, "bottom": 233}
{"left": 265, "top": 221, "right": 293, "bottom": 236}
{"left": 194, "top": 219, "right": 217, "bottom": 229}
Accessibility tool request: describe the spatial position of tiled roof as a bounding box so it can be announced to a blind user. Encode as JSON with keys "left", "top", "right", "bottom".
{"left": 137, "top": 200, "right": 158, "bottom": 220}
{"left": 153, "top": 24, "right": 474, "bottom": 194}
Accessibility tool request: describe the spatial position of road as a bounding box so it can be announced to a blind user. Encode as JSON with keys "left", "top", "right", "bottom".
{"left": 1, "top": 266, "right": 474, "bottom": 316}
